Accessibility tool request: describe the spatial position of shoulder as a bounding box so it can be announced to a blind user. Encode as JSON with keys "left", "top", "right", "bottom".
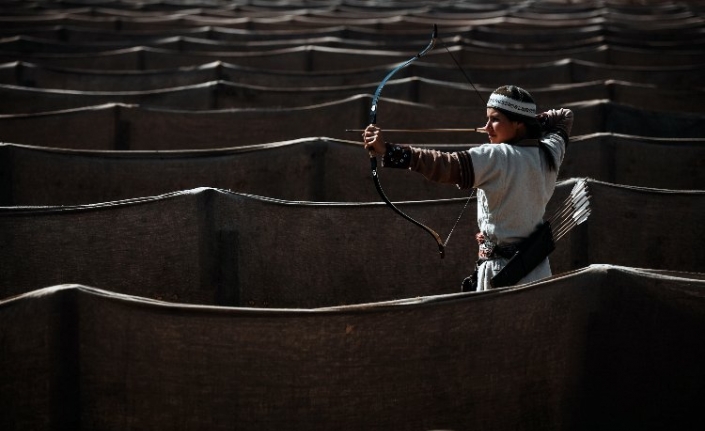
{"left": 468, "top": 142, "right": 535, "bottom": 160}
{"left": 540, "top": 132, "right": 567, "bottom": 152}
{"left": 466, "top": 144, "right": 517, "bottom": 186}
{"left": 469, "top": 143, "right": 516, "bottom": 157}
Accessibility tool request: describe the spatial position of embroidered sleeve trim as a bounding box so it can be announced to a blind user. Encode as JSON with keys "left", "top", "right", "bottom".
{"left": 382, "top": 142, "right": 412, "bottom": 169}
{"left": 457, "top": 150, "right": 474, "bottom": 189}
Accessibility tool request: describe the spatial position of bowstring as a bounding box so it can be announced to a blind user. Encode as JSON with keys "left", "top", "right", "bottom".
{"left": 436, "top": 32, "right": 486, "bottom": 248}
{"left": 370, "top": 27, "right": 488, "bottom": 254}
{"left": 439, "top": 35, "right": 487, "bottom": 106}
{"left": 443, "top": 188, "right": 476, "bottom": 248}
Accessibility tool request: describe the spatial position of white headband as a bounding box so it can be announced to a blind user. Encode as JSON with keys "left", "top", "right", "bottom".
{"left": 487, "top": 93, "right": 536, "bottom": 117}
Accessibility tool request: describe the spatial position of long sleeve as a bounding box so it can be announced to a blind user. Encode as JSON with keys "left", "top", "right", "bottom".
{"left": 382, "top": 143, "right": 474, "bottom": 190}
{"left": 541, "top": 108, "right": 574, "bottom": 145}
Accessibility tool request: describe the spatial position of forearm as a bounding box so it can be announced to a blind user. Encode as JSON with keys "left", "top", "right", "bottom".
{"left": 541, "top": 108, "right": 574, "bottom": 144}
{"left": 382, "top": 143, "right": 474, "bottom": 189}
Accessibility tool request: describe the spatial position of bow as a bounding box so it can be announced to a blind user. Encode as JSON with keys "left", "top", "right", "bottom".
{"left": 368, "top": 24, "right": 445, "bottom": 257}
{"left": 368, "top": 24, "right": 485, "bottom": 259}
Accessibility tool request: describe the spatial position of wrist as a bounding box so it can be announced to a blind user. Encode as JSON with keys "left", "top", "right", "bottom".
{"left": 382, "top": 142, "right": 412, "bottom": 169}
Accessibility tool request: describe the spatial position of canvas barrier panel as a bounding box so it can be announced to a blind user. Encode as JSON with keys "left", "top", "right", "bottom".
{"left": 0, "top": 82, "right": 216, "bottom": 114}
{"left": 0, "top": 187, "right": 477, "bottom": 307}
{"left": 571, "top": 59, "right": 705, "bottom": 90}
{"left": 3, "top": 58, "right": 701, "bottom": 92}
{"left": 0, "top": 46, "right": 148, "bottom": 70}
{"left": 0, "top": 25, "right": 216, "bottom": 43}
{"left": 1, "top": 180, "right": 704, "bottom": 308}
{"left": 561, "top": 133, "right": 705, "bottom": 190}
{"left": 2, "top": 15, "right": 699, "bottom": 46}
{"left": 1, "top": 134, "right": 703, "bottom": 206}
{"left": 8, "top": 31, "right": 700, "bottom": 56}
{"left": 0, "top": 103, "right": 119, "bottom": 150}
{"left": 3, "top": 42, "right": 703, "bottom": 70}
{"left": 0, "top": 79, "right": 702, "bottom": 115}
{"left": 0, "top": 97, "right": 472, "bottom": 150}
{"left": 0, "top": 139, "right": 469, "bottom": 206}
{"left": 0, "top": 59, "right": 573, "bottom": 91}
{"left": 3, "top": 33, "right": 555, "bottom": 55}
{"left": 1, "top": 265, "right": 703, "bottom": 430}
{"left": 1, "top": 98, "right": 704, "bottom": 150}
{"left": 0, "top": 60, "right": 224, "bottom": 91}
{"left": 0, "top": 10, "right": 700, "bottom": 36}
{"left": 0, "top": 35, "right": 185, "bottom": 54}
{"left": 469, "top": 22, "right": 705, "bottom": 49}
{"left": 1, "top": 1, "right": 703, "bottom": 429}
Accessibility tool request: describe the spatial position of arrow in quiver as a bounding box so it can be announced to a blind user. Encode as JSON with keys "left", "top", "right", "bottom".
{"left": 492, "top": 179, "right": 592, "bottom": 288}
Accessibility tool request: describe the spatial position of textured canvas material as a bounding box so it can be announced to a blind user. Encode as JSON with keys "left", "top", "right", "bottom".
{"left": 1, "top": 134, "right": 703, "bottom": 207}
{"left": 1, "top": 266, "right": 704, "bottom": 431}
{"left": 2, "top": 181, "right": 704, "bottom": 308}
{"left": 1, "top": 99, "right": 703, "bottom": 150}
{"left": 1, "top": 42, "right": 700, "bottom": 70}
{"left": 1, "top": 1, "right": 704, "bottom": 429}
{"left": 3, "top": 59, "right": 700, "bottom": 92}
{"left": 1, "top": 79, "right": 699, "bottom": 115}
{"left": 3, "top": 59, "right": 699, "bottom": 96}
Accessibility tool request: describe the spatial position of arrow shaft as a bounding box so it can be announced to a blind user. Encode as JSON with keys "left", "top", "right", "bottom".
{"left": 348, "top": 128, "right": 487, "bottom": 133}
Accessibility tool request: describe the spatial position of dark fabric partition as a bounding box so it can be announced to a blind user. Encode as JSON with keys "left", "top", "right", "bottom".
{"left": 0, "top": 59, "right": 576, "bottom": 91}
{"left": 2, "top": 79, "right": 701, "bottom": 114}
{"left": 2, "top": 42, "right": 702, "bottom": 71}
{"left": 0, "top": 139, "right": 470, "bottom": 206}
{"left": 2, "top": 134, "right": 704, "bottom": 206}
{"left": 3, "top": 18, "right": 698, "bottom": 48}
{"left": 0, "top": 82, "right": 215, "bottom": 114}
{"left": 0, "top": 286, "right": 80, "bottom": 430}
{"left": 4, "top": 59, "right": 701, "bottom": 93}
{"left": 561, "top": 134, "right": 705, "bottom": 190}
{"left": 0, "top": 25, "right": 213, "bottom": 43}
{"left": 0, "top": 60, "right": 223, "bottom": 91}
{"left": 601, "top": 100, "right": 705, "bottom": 137}
{"left": 2, "top": 99, "right": 704, "bottom": 150}
{"left": 0, "top": 35, "right": 183, "bottom": 54}
{"left": 1, "top": 266, "right": 704, "bottom": 430}
{"left": 0, "top": 46, "right": 146, "bottom": 70}
{"left": 412, "top": 79, "right": 703, "bottom": 113}
{"left": 0, "top": 187, "right": 477, "bottom": 306}
{"left": 0, "top": 104, "right": 118, "bottom": 150}
{"left": 1, "top": 1, "right": 704, "bottom": 428}
{"left": 115, "top": 96, "right": 372, "bottom": 150}
{"left": 545, "top": 179, "right": 705, "bottom": 276}
{"left": 1, "top": 181, "right": 704, "bottom": 308}
{"left": 570, "top": 58, "right": 705, "bottom": 90}
{"left": 0, "top": 190, "right": 214, "bottom": 305}
{"left": 468, "top": 24, "right": 604, "bottom": 45}
{"left": 2, "top": 33, "right": 498, "bottom": 54}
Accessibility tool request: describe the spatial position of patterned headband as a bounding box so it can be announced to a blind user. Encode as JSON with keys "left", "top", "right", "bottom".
{"left": 487, "top": 93, "right": 536, "bottom": 117}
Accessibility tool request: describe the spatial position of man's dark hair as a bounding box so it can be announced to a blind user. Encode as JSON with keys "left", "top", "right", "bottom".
{"left": 492, "top": 85, "right": 557, "bottom": 171}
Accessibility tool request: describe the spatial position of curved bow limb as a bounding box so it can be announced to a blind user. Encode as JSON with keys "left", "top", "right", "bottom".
{"left": 370, "top": 157, "right": 446, "bottom": 258}
{"left": 367, "top": 24, "right": 447, "bottom": 258}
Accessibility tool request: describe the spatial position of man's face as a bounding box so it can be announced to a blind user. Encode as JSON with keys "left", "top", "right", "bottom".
{"left": 484, "top": 108, "right": 522, "bottom": 144}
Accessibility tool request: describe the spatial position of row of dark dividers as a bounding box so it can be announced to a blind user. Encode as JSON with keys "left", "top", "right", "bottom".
{"left": 1, "top": 1, "right": 704, "bottom": 430}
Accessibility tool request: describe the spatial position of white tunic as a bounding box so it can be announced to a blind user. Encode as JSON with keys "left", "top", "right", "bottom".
{"left": 468, "top": 133, "right": 566, "bottom": 290}
{"left": 403, "top": 108, "right": 573, "bottom": 291}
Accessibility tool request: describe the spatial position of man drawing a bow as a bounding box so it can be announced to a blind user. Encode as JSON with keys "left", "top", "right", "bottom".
{"left": 363, "top": 85, "right": 574, "bottom": 291}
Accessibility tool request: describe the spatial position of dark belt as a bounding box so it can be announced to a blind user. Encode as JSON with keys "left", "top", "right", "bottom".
{"left": 466, "top": 224, "right": 555, "bottom": 290}
{"left": 491, "top": 222, "right": 555, "bottom": 288}
{"left": 475, "top": 232, "right": 519, "bottom": 261}
{"left": 462, "top": 233, "right": 520, "bottom": 292}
